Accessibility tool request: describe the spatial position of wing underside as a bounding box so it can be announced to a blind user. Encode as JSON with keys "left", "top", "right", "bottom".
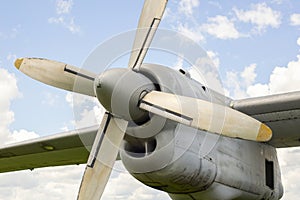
{"left": 0, "top": 126, "right": 98, "bottom": 173}
{"left": 231, "top": 91, "right": 300, "bottom": 148}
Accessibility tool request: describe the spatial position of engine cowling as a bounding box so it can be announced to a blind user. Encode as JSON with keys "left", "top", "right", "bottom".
{"left": 120, "top": 122, "right": 217, "bottom": 193}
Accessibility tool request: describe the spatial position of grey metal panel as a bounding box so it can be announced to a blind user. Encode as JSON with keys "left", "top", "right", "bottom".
{"left": 231, "top": 91, "right": 300, "bottom": 115}
{"left": 0, "top": 126, "right": 98, "bottom": 173}
{"left": 140, "top": 63, "right": 232, "bottom": 106}
{"left": 231, "top": 91, "right": 300, "bottom": 148}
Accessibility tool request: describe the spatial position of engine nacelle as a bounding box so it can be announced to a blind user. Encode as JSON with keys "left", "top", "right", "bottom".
{"left": 121, "top": 121, "right": 217, "bottom": 193}
{"left": 119, "top": 64, "right": 283, "bottom": 199}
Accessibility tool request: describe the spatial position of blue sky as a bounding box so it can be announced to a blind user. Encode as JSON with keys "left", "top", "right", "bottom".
{"left": 0, "top": 0, "right": 300, "bottom": 199}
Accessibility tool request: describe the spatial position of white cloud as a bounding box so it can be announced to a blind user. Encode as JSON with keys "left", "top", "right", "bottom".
{"left": 247, "top": 55, "right": 300, "bottom": 97}
{"left": 6, "top": 53, "right": 17, "bottom": 62}
{"left": 56, "top": 0, "right": 73, "bottom": 15}
{"left": 0, "top": 68, "right": 39, "bottom": 145}
{"left": 208, "top": 1, "right": 222, "bottom": 9}
{"left": 297, "top": 37, "right": 300, "bottom": 46}
{"left": 65, "top": 92, "right": 97, "bottom": 108}
{"left": 227, "top": 54, "right": 300, "bottom": 99}
{"left": 290, "top": 13, "right": 300, "bottom": 26}
{"left": 225, "top": 64, "right": 257, "bottom": 99}
{"left": 48, "top": 17, "right": 80, "bottom": 34}
{"left": 266, "top": 62, "right": 299, "bottom": 93}
{"left": 0, "top": 68, "right": 20, "bottom": 144}
{"left": 0, "top": 165, "right": 85, "bottom": 200}
{"left": 74, "top": 106, "right": 104, "bottom": 129}
{"left": 0, "top": 161, "right": 169, "bottom": 200}
{"left": 277, "top": 148, "right": 300, "bottom": 200}
{"left": 234, "top": 3, "right": 281, "bottom": 33}
{"left": 201, "top": 15, "right": 241, "bottom": 39}
{"left": 128, "top": 186, "right": 168, "bottom": 200}
{"left": 66, "top": 92, "right": 104, "bottom": 129}
{"left": 7, "top": 129, "right": 39, "bottom": 144}
{"left": 226, "top": 71, "right": 245, "bottom": 99}
{"left": 177, "top": 23, "right": 205, "bottom": 43}
{"left": 48, "top": 0, "right": 80, "bottom": 34}
{"left": 0, "top": 69, "right": 19, "bottom": 108}
{"left": 178, "top": 0, "right": 200, "bottom": 16}
{"left": 207, "top": 51, "right": 220, "bottom": 69}
{"left": 42, "top": 92, "right": 60, "bottom": 106}
{"left": 48, "top": 16, "right": 64, "bottom": 24}
{"left": 241, "top": 63, "right": 257, "bottom": 87}
{"left": 189, "top": 53, "right": 225, "bottom": 94}
{"left": 0, "top": 160, "right": 169, "bottom": 200}
{"left": 65, "top": 92, "right": 77, "bottom": 107}
{"left": 168, "top": 1, "right": 205, "bottom": 44}
{"left": 271, "top": 0, "right": 284, "bottom": 4}
{"left": 227, "top": 36, "right": 300, "bottom": 99}
{"left": 246, "top": 83, "right": 269, "bottom": 98}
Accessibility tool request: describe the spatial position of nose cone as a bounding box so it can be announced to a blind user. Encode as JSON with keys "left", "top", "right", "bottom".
{"left": 94, "top": 68, "right": 155, "bottom": 123}
{"left": 94, "top": 68, "right": 128, "bottom": 112}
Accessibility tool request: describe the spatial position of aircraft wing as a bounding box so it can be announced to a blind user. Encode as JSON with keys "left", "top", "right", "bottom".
{"left": 231, "top": 91, "right": 300, "bottom": 148}
{"left": 0, "top": 126, "right": 99, "bottom": 173}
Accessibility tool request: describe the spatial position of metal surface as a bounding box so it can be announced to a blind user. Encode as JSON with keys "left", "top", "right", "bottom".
{"left": 121, "top": 120, "right": 283, "bottom": 199}
{"left": 231, "top": 91, "right": 300, "bottom": 147}
{"left": 0, "top": 126, "right": 98, "bottom": 173}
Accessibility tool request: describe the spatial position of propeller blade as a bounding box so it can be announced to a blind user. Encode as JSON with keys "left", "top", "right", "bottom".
{"left": 77, "top": 113, "right": 128, "bottom": 200}
{"left": 128, "top": 0, "right": 168, "bottom": 70}
{"left": 14, "top": 57, "right": 96, "bottom": 97}
{"left": 139, "top": 91, "right": 272, "bottom": 142}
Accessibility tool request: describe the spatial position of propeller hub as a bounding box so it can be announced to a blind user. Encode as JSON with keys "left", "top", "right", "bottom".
{"left": 94, "top": 68, "right": 155, "bottom": 124}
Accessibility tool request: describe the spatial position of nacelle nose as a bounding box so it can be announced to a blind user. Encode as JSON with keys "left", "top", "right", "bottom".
{"left": 94, "top": 68, "right": 155, "bottom": 124}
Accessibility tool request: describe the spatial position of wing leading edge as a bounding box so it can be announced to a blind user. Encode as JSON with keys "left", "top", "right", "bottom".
{"left": 0, "top": 126, "right": 98, "bottom": 173}
{"left": 231, "top": 91, "right": 300, "bottom": 148}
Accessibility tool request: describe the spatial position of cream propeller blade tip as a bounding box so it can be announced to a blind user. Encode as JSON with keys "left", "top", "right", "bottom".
{"left": 257, "top": 124, "right": 272, "bottom": 142}
{"left": 140, "top": 91, "right": 273, "bottom": 142}
{"left": 13, "top": 57, "right": 96, "bottom": 97}
{"left": 14, "top": 58, "right": 24, "bottom": 69}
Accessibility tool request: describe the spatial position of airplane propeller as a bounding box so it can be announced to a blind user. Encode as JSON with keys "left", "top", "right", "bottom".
{"left": 77, "top": 113, "right": 128, "bottom": 199}
{"left": 14, "top": 0, "right": 272, "bottom": 199}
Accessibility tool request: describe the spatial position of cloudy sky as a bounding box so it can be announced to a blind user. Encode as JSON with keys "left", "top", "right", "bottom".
{"left": 0, "top": 0, "right": 300, "bottom": 199}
